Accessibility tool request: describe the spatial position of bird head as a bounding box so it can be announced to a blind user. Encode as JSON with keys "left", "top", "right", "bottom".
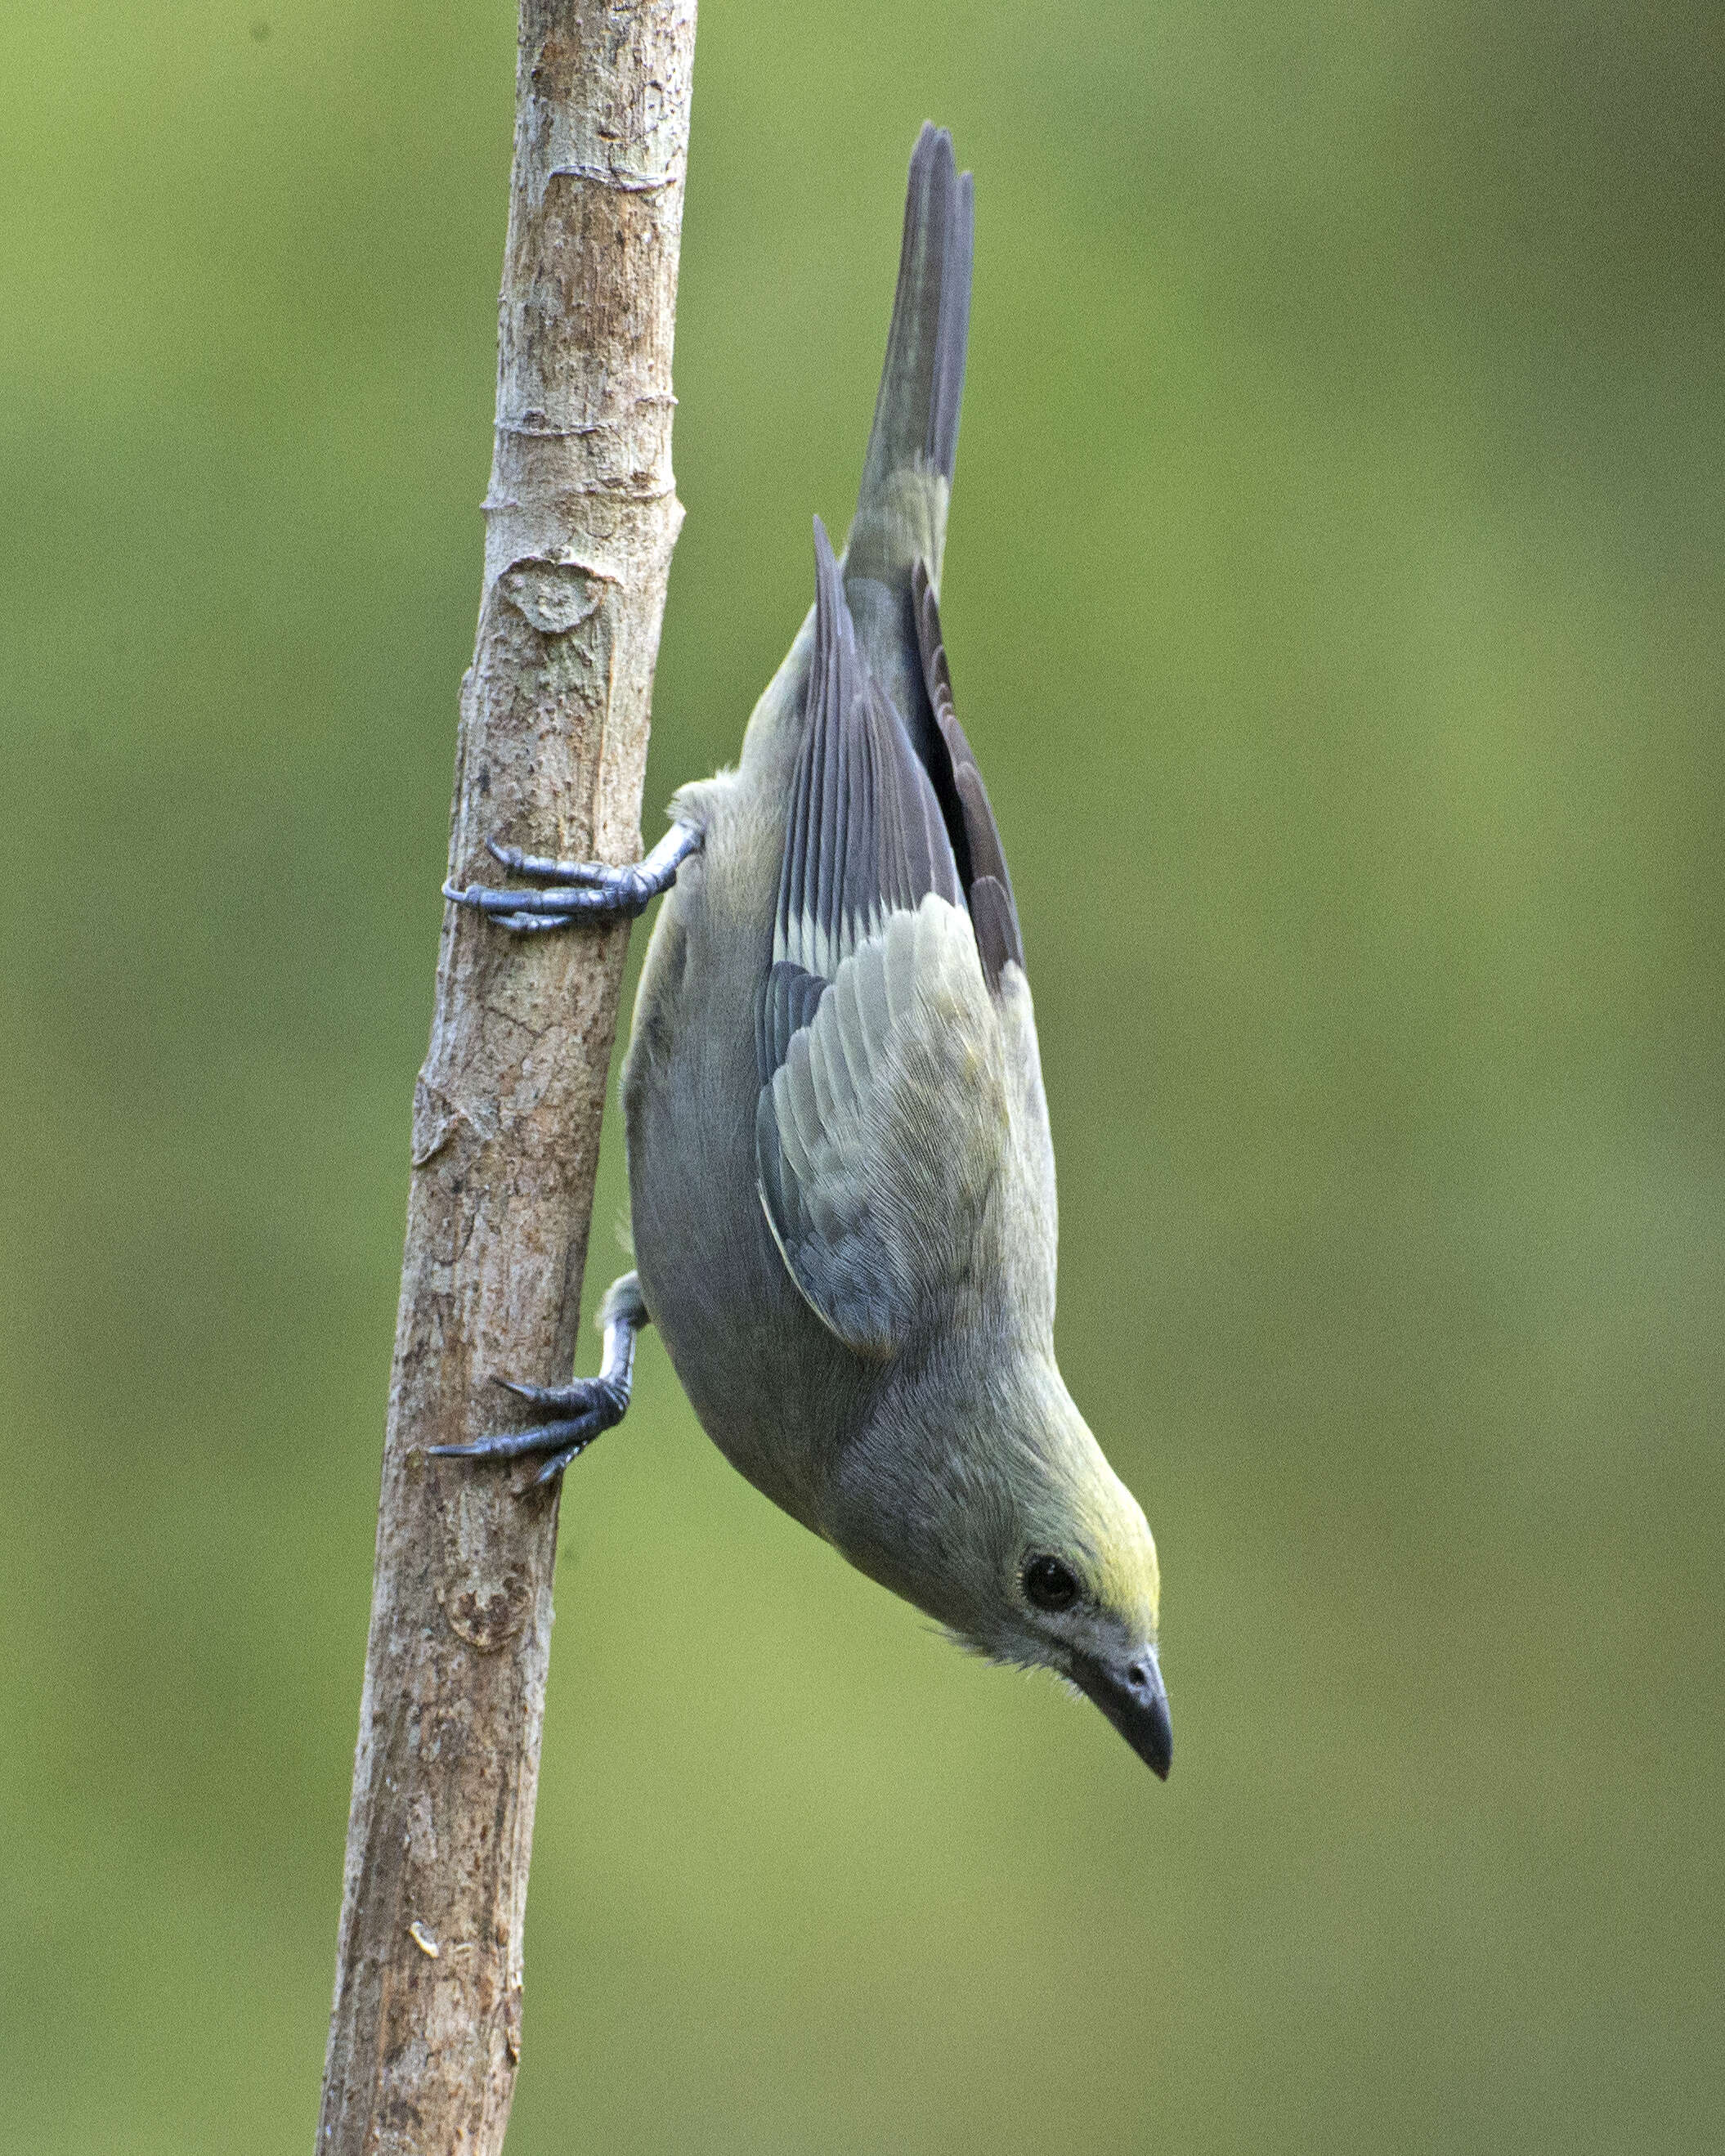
{"left": 830, "top": 1347, "right": 1172, "bottom": 1778}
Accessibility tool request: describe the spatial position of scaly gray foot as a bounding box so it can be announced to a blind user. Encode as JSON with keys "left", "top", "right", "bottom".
{"left": 444, "top": 821, "right": 701, "bottom": 932}
{"left": 428, "top": 1272, "right": 649, "bottom": 1486}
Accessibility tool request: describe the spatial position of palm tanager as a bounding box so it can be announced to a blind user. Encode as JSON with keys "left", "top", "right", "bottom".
{"left": 439, "top": 125, "right": 1172, "bottom": 1779}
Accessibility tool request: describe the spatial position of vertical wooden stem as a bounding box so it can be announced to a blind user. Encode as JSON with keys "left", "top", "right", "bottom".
{"left": 316, "top": 6, "right": 697, "bottom": 2148}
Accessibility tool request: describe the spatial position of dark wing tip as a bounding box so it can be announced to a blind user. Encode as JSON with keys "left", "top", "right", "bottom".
{"left": 910, "top": 558, "right": 1026, "bottom": 988}
{"left": 968, "top": 876, "right": 1019, "bottom": 995}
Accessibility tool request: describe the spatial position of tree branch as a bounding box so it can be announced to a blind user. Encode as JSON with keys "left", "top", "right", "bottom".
{"left": 316, "top": 7, "right": 697, "bottom": 2148}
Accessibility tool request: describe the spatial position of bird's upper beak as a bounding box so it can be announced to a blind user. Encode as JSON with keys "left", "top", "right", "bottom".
{"left": 1073, "top": 1644, "right": 1172, "bottom": 1780}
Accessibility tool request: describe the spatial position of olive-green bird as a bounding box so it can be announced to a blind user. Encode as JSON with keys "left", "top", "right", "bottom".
{"left": 440, "top": 123, "right": 1171, "bottom": 1777}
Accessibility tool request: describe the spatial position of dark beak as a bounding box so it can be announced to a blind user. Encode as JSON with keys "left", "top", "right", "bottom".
{"left": 1074, "top": 1645, "right": 1172, "bottom": 1780}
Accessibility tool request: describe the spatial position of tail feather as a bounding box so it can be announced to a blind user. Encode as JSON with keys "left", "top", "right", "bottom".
{"left": 857, "top": 123, "right": 975, "bottom": 516}
{"left": 843, "top": 124, "right": 975, "bottom": 780}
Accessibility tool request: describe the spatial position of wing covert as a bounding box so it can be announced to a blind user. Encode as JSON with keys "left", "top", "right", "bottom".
{"left": 758, "top": 520, "right": 964, "bottom": 1082}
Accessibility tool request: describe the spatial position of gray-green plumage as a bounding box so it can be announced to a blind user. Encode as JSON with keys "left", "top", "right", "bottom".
{"left": 443, "top": 125, "right": 1171, "bottom": 1777}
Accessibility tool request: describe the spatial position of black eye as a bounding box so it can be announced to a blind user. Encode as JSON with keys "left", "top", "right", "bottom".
{"left": 1024, "top": 1555, "right": 1079, "bottom": 1612}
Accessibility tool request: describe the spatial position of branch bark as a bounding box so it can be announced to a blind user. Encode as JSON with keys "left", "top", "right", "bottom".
{"left": 316, "top": 7, "right": 697, "bottom": 2149}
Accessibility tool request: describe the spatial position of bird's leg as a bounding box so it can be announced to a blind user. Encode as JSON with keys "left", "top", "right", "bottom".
{"left": 444, "top": 818, "right": 702, "bottom": 933}
{"left": 428, "top": 1272, "right": 650, "bottom": 1487}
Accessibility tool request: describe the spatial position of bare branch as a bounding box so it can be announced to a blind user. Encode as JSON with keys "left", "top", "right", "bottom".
{"left": 316, "top": 6, "right": 697, "bottom": 2149}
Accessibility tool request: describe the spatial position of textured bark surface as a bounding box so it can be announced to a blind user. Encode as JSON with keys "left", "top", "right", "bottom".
{"left": 316, "top": 6, "right": 696, "bottom": 2149}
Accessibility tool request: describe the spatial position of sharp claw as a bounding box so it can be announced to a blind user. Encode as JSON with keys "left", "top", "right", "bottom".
{"left": 534, "top": 1444, "right": 588, "bottom": 1486}
{"left": 427, "top": 1432, "right": 592, "bottom": 1483}
{"left": 428, "top": 1410, "right": 603, "bottom": 1463}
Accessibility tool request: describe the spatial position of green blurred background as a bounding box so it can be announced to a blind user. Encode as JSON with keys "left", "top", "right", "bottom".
{"left": 3, "top": 2, "right": 1720, "bottom": 2149}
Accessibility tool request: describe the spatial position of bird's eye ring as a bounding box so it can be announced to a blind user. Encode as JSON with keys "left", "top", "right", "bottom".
{"left": 1024, "top": 1554, "right": 1080, "bottom": 1612}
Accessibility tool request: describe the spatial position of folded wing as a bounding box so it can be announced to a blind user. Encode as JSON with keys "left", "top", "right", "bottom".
{"left": 755, "top": 523, "right": 1015, "bottom": 1357}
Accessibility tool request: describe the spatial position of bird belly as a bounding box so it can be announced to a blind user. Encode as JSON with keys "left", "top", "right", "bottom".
{"left": 621, "top": 764, "right": 867, "bottom": 1534}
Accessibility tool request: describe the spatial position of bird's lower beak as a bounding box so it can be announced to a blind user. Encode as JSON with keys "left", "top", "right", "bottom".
{"left": 1074, "top": 1645, "right": 1172, "bottom": 1779}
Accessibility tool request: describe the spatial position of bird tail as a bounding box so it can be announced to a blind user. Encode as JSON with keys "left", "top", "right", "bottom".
{"left": 848, "top": 124, "right": 974, "bottom": 585}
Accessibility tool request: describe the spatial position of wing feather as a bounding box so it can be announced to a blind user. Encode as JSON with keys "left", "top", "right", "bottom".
{"left": 911, "top": 559, "right": 1026, "bottom": 991}
{"left": 756, "top": 527, "right": 1024, "bottom": 1356}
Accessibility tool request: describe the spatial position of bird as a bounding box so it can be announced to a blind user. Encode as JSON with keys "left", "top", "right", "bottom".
{"left": 438, "top": 124, "right": 1172, "bottom": 1779}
